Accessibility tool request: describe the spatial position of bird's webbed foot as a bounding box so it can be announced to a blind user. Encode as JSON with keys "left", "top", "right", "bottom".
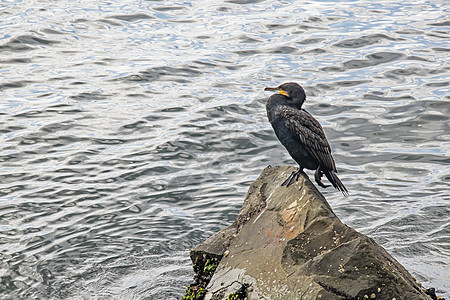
{"left": 315, "top": 167, "right": 331, "bottom": 188}
{"left": 282, "top": 168, "right": 306, "bottom": 187}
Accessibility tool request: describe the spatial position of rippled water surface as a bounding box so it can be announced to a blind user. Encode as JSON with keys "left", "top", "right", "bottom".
{"left": 1, "top": 0, "right": 449, "bottom": 299}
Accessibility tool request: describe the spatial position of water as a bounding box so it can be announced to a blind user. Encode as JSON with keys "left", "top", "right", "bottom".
{"left": 0, "top": 0, "right": 449, "bottom": 299}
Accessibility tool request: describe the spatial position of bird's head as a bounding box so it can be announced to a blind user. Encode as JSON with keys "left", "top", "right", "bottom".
{"left": 264, "top": 82, "right": 306, "bottom": 108}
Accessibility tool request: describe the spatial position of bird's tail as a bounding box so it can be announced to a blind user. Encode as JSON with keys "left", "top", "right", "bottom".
{"left": 324, "top": 170, "right": 349, "bottom": 197}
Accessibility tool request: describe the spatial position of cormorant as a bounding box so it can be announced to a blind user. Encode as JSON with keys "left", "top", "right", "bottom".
{"left": 265, "top": 82, "right": 348, "bottom": 196}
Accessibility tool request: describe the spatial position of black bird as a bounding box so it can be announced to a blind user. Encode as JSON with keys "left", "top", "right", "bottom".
{"left": 265, "top": 82, "right": 348, "bottom": 196}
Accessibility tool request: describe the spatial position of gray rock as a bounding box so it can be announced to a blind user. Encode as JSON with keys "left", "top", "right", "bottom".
{"left": 190, "top": 166, "right": 430, "bottom": 300}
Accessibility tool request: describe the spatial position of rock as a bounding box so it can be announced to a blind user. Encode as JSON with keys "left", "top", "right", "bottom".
{"left": 189, "top": 166, "right": 430, "bottom": 300}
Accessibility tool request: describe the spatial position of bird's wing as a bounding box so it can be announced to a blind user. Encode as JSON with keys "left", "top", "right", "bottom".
{"left": 282, "top": 107, "right": 337, "bottom": 171}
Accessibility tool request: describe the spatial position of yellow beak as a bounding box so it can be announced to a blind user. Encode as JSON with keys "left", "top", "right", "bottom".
{"left": 264, "top": 87, "right": 288, "bottom": 97}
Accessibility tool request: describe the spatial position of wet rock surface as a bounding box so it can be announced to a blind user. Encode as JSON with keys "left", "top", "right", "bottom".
{"left": 188, "top": 166, "right": 432, "bottom": 300}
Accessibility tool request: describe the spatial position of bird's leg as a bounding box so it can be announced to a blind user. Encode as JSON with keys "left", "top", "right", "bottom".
{"left": 282, "top": 167, "right": 306, "bottom": 187}
{"left": 315, "top": 167, "right": 331, "bottom": 188}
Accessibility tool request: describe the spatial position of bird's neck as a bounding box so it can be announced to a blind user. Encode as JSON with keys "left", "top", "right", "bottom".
{"left": 267, "top": 94, "right": 289, "bottom": 111}
{"left": 267, "top": 95, "right": 302, "bottom": 123}
{"left": 267, "top": 94, "right": 304, "bottom": 110}
{"left": 290, "top": 94, "right": 305, "bottom": 109}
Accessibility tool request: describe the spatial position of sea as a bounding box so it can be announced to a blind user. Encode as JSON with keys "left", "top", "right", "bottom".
{"left": 0, "top": 0, "right": 448, "bottom": 298}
